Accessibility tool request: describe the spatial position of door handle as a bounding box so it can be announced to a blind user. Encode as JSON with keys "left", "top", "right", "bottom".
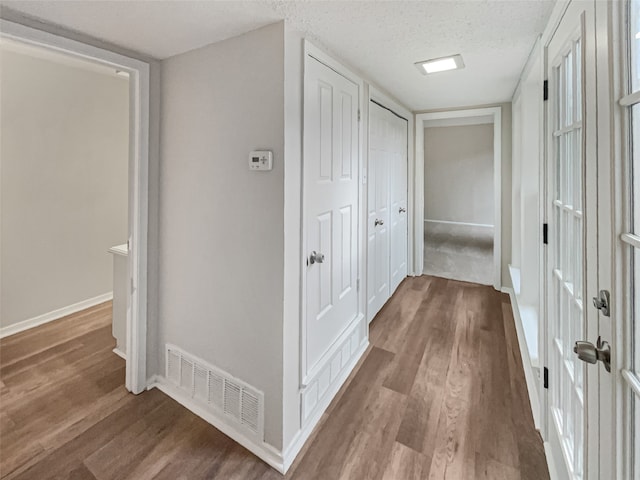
{"left": 573, "top": 336, "right": 611, "bottom": 372}
{"left": 399, "top": 207, "right": 406, "bottom": 214}
{"left": 375, "top": 219, "right": 384, "bottom": 227}
{"left": 592, "top": 290, "right": 610, "bottom": 316}
{"left": 309, "top": 251, "right": 325, "bottom": 265}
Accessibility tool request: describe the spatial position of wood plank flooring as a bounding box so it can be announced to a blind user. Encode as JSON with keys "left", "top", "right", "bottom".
{"left": 0, "top": 276, "right": 549, "bottom": 479}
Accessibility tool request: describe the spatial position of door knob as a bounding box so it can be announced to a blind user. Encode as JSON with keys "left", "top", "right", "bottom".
{"left": 375, "top": 219, "right": 384, "bottom": 226}
{"left": 573, "top": 336, "right": 611, "bottom": 372}
{"left": 399, "top": 207, "right": 406, "bottom": 213}
{"left": 309, "top": 251, "right": 325, "bottom": 265}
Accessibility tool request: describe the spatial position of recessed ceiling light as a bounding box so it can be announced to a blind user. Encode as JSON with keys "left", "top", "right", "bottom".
{"left": 415, "top": 54, "right": 465, "bottom": 75}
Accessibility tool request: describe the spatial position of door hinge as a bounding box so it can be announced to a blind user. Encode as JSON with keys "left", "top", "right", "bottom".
{"left": 543, "top": 223, "right": 548, "bottom": 244}
{"left": 543, "top": 80, "right": 549, "bottom": 101}
{"left": 357, "top": 278, "right": 360, "bottom": 292}
{"left": 358, "top": 109, "right": 362, "bottom": 122}
{"left": 543, "top": 367, "right": 549, "bottom": 389}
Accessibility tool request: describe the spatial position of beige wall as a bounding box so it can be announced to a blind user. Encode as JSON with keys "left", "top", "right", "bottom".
{"left": 424, "top": 124, "right": 494, "bottom": 225}
{"left": 0, "top": 49, "right": 129, "bottom": 328}
{"left": 160, "top": 22, "right": 285, "bottom": 449}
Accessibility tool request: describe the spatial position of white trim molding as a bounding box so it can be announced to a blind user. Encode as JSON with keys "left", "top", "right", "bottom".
{"left": 424, "top": 219, "right": 495, "bottom": 229}
{"left": 0, "top": 292, "right": 113, "bottom": 339}
{"left": 503, "top": 285, "right": 541, "bottom": 430}
{"left": 0, "top": 19, "right": 151, "bottom": 394}
{"left": 416, "top": 106, "right": 503, "bottom": 290}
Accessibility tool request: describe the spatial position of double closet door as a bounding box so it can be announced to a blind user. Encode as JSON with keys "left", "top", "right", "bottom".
{"left": 367, "top": 101, "right": 408, "bottom": 322}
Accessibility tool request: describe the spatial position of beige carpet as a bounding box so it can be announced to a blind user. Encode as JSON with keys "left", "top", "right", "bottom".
{"left": 423, "top": 221, "right": 494, "bottom": 285}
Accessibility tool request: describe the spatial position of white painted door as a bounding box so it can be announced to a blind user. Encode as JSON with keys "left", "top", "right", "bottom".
{"left": 367, "top": 101, "right": 408, "bottom": 322}
{"left": 367, "top": 103, "right": 390, "bottom": 320}
{"left": 388, "top": 109, "right": 409, "bottom": 294}
{"left": 545, "top": 1, "right": 610, "bottom": 478}
{"left": 303, "top": 56, "right": 360, "bottom": 377}
{"left": 616, "top": 1, "right": 640, "bottom": 478}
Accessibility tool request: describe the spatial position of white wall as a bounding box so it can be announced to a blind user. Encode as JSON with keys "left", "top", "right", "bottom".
{"left": 0, "top": 48, "right": 129, "bottom": 328}
{"left": 424, "top": 124, "right": 494, "bottom": 225}
{"left": 282, "top": 24, "right": 304, "bottom": 453}
{"left": 159, "top": 22, "right": 286, "bottom": 450}
{"left": 512, "top": 42, "right": 542, "bottom": 310}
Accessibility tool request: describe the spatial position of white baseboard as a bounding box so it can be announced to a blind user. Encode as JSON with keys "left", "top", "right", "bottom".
{"left": 282, "top": 340, "right": 369, "bottom": 473}
{"left": 503, "top": 286, "right": 541, "bottom": 430}
{"left": 112, "top": 347, "right": 126, "bottom": 360}
{"left": 424, "top": 218, "right": 494, "bottom": 229}
{"left": 145, "top": 339, "right": 369, "bottom": 475}
{"left": 0, "top": 292, "right": 113, "bottom": 339}
{"left": 148, "top": 377, "right": 285, "bottom": 473}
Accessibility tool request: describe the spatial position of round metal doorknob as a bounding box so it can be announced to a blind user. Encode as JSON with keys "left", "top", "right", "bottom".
{"left": 573, "top": 341, "right": 598, "bottom": 364}
{"left": 573, "top": 336, "right": 612, "bottom": 372}
{"left": 309, "top": 251, "right": 325, "bottom": 265}
{"left": 375, "top": 219, "right": 384, "bottom": 226}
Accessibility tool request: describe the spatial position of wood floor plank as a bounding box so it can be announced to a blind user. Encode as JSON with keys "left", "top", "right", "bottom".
{"left": 369, "top": 276, "right": 432, "bottom": 353}
{"left": 426, "top": 283, "right": 482, "bottom": 480}
{"left": 382, "top": 277, "right": 449, "bottom": 395}
{"left": 285, "top": 346, "right": 396, "bottom": 480}
{"left": 381, "top": 442, "right": 430, "bottom": 480}
{"left": 0, "top": 279, "right": 549, "bottom": 479}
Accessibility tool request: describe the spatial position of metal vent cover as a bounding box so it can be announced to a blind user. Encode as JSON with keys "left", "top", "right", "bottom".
{"left": 165, "top": 344, "right": 264, "bottom": 439}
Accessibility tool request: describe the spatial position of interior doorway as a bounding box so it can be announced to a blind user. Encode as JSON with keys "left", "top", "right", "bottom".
{"left": 415, "top": 108, "right": 502, "bottom": 289}
{"left": 0, "top": 19, "right": 150, "bottom": 394}
{"left": 422, "top": 119, "right": 494, "bottom": 285}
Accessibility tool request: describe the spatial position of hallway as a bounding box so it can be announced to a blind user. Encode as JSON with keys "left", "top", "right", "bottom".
{"left": 288, "top": 276, "right": 548, "bottom": 479}
{"left": 0, "top": 277, "right": 548, "bottom": 479}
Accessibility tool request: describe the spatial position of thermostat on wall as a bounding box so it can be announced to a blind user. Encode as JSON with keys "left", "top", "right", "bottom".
{"left": 249, "top": 150, "right": 273, "bottom": 171}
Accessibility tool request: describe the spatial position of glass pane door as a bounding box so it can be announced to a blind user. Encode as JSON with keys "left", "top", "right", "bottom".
{"left": 549, "top": 31, "right": 585, "bottom": 478}
{"left": 620, "top": 1, "right": 640, "bottom": 478}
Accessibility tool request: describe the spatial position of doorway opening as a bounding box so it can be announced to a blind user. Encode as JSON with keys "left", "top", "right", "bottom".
{"left": 415, "top": 107, "right": 502, "bottom": 289}
{"left": 0, "top": 19, "right": 150, "bottom": 394}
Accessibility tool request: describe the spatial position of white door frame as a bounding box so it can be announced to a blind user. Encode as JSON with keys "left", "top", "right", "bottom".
{"left": 0, "top": 19, "right": 150, "bottom": 394}
{"left": 415, "top": 107, "right": 503, "bottom": 289}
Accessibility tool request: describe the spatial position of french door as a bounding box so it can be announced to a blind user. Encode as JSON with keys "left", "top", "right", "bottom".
{"left": 618, "top": 1, "right": 640, "bottom": 478}
{"left": 545, "top": 1, "right": 601, "bottom": 478}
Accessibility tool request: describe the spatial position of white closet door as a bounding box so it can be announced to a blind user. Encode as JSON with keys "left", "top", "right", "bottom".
{"left": 303, "top": 56, "right": 360, "bottom": 376}
{"left": 388, "top": 111, "right": 408, "bottom": 294}
{"left": 367, "top": 104, "right": 390, "bottom": 321}
{"left": 367, "top": 101, "right": 408, "bottom": 323}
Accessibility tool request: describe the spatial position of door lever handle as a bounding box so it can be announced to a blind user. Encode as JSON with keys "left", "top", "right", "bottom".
{"left": 375, "top": 219, "right": 384, "bottom": 226}
{"left": 573, "top": 336, "right": 611, "bottom": 372}
{"left": 592, "top": 290, "right": 610, "bottom": 316}
{"left": 399, "top": 207, "right": 406, "bottom": 214}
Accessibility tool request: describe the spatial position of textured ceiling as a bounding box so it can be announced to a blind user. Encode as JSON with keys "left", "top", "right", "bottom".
{"left": 0, "top": 0, "right": 555, "bottom": 110}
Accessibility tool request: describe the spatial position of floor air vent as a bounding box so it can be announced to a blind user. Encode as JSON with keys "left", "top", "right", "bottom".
{"left": 165, "top": 344, "right": 264, "bottom": 440}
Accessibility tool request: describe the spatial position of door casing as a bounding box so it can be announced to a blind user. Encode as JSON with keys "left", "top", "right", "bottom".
{"left": 0, "top": 19, "right": 151, "bottom": 394}
{"left": 415, "top": 107, "right": 503, "bottom": 290}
